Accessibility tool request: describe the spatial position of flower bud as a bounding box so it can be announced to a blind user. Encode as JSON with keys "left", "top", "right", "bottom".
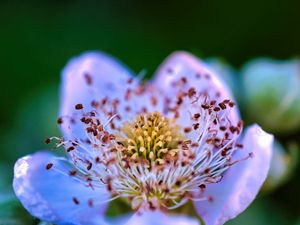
{"left": 263, "top": 140, "right": 298, "bottom": 192}
{"left": 242, "top": 58, "right": 300, "bottom": 133}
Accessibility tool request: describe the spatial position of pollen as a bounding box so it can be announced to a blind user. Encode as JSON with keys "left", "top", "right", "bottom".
{"left": 117, "top": 112, "right": 182, "bottom": 165}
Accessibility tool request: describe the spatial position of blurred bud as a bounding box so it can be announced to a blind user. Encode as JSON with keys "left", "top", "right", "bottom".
{"left": 206, "top": 58, "right": 242, "bottom": 103}
{"left": 242, "top": 58, "right": 300, "bottom": 133}
{"left": 263, "top": 140, "right": 298, "bottom": 192}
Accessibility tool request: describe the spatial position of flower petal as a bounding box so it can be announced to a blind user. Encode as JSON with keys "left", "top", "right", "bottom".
{"left": 153, "top": 51, "right": 240, "bottom": 124}
{"left": 60, "top": 51, "right": 164, "bottom": 141}
{"left": 59, "top": 51, "right": 134, "bottom": 139}
{"left": 123, "top": 211, "right": 200, "bottom": 225}
{"left": 194, "top": 125, "right": 273, "bottom": 225}
{"left": 13, "top": 151, "right": 110, "bottom": 225}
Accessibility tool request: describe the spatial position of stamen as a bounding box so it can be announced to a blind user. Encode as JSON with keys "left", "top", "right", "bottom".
{"left": 52, "top": 73, "right": 245, "bottom": 212}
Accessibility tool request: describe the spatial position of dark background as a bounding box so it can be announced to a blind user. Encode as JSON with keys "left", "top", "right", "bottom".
{"left": 0, "top": 0, "right": 299, "bottom": 224}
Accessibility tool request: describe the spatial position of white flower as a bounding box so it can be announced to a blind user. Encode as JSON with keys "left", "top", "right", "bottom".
{"left": 13, "top": 51, "right": 273, "bottom": 225}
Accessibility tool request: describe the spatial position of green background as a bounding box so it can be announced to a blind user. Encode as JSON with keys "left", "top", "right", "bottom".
{"left": 0, "top": 0, "right": 299, "bottom": 224}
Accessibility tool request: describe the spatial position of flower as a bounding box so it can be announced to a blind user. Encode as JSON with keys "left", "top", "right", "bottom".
{"left": 13, "top": 51, "right": 273, "bottom": 225}
{"left": 242, "top": 58, "right": 300, "bottom": 133}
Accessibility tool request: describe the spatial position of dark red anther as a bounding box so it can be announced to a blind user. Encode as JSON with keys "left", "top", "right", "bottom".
{"left": 210, "top": 100, "right": 216, "bottom": 105}
{"left": 67, "top": 146, "right": 75, "bottom": 152}
{"left": 176, "top": 96, "right": 183, "bottom": 105}
{"left": 224, "top": 132, "right": 230, "bottom": 139}
{"left": 219, "top": 126, "right": 227, "bottom": 131}
{"left": 221, "top": 150, "right": 227, "bottom": 157}
{"left": 193, "top": 123, "right": 200, "bottom": 130}
{"left": 86, "top": 127, "right": 94, "bottom": 134}
{"left": 229, "top": 126, "right": 237, "bottom": 133}
{"left": 69, "top": 170, "right": 77, "bottom": 176}
{"left": 87, "top": 162, "right": 92, "bottom": 170}
{"left": 91, "top": 100, "right": 99, "bottom": 108}
{"left": 213, "top": 118, "right": 218, "bottom": 125}
{"left": 80, "top": 117, "right": 86, "bottom": 123}
{"left": 181, "top": 77, "right": 187, "bottom": 84}
{"left": 101, "top": 97, "right": 108, "bottom": 105}
{"left": 236, "top": 143, "right": 244, "bottom": 148}
{"left": 191, "top": 142, "right": 199, "bottom": 148}
{"left": 175, "top": 180, "right": 182, "bottom": 186}
{"left": 75, "top": 104, "right": 83, "bottom": 110}
{"left": 45, "top": 138, "right": 51, "bottom": 144}
{"left": 228, "top": 102, "right": 235, "bottom": 107}
{"left": 73, "top": 197, "right": 80, "bottom": 205}
{"left": 95, "top": 157, "right": 101, "bottom": 163}
{"left": 213, "top": 107, "right": 220, "bottom": 112}
{"left": 142, "top": 107, "right": 148, "bottom": 113}
{"left": 194, "top": 113, "right": 200, "bottom": 120}
{"left": 102, "top": 132, "right": 109, "bottom": 143}
{"left": 199, "top": 184, "right": 206, "bottom": 189}
{"left": 84, "top": 73, "right": 93, "bottom": 85}
{"left": 204, "top": 168, "right": 210, "bottom": 174}
{"left": 112, "top": 99, "right": 119, "bottom": 109}
{"left": 57, "top": 117, "right": 63, "bottom": 124}
{"left": 201, "top": 104, "right": 210, "bottom": 109}
{"left": 184, "top": 127, "right": 192, "bottom": 133}
{"left": 188, "top": 87, "right": 196, "bottom": 98}
{"left": 218, "top": 102, "right": 226, "bottom": 110}
{"left": 107, "top": 177, "right": 113, "bottom": 192}
{"left": 46, "top": 163, "right": 53, "bottom": 170}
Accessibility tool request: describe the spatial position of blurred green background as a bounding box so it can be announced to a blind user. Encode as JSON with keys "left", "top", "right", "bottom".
{"left": 0, "top": 0, "right": 300, "bottom": 224}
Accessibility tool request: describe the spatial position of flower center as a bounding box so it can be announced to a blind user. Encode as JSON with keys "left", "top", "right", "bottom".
{"left": 50, "top": 75, "right": 247, "bottom": 213}
{"left": 116, "top": 112, "right": 183, "bottom": 166}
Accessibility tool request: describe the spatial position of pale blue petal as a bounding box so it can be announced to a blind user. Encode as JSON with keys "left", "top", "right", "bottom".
{"left": 13, "top": 152, "right": 110, "bottom": 225}
{"left": 59, "top": 51, "right": 134, "bottom": 139}
{"left": 123, "top": 211, "right": 200, "bottom": 225}
{"left": 194, "top": 125, "right": 273, "bottom": 225}
{"left": 153, "top": 51, "right": 240, "bottom": 125}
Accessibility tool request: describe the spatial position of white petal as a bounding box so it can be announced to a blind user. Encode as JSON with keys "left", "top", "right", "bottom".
{"left": 153, "top": 51, "right": 240, "bottom": 124}
{"left": 194, "top": 125, "right": 273, "bottom": 225}
{"left": 13, "top": 151, "right": 110, "bottom": 225}
{"left": 59, "top": 51, "right": 164, "bottom": 140}
{"left": 124, "top": 211, "right": 200, "bottom": 225}
{"left": 59, "top": 51, "right": 134, "bottom": 139}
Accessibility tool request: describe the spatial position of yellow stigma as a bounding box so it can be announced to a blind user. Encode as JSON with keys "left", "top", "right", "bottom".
{"left": 117, "top": 112, "right": 182, "bottom": 165}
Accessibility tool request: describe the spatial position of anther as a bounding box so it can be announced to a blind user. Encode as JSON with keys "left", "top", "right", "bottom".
{"left": 75, "top": 104, "right": 84, "bottom": 110}
{"left": 45, "top": 138, "right": 51, "bottom": 144}
{"left": 46, "top": 163, "right": 53, "bottom": 170}
{"left": 84, "top": 73, "right": 93, "bottom": 85}
{"left": 73, "top": 197, "right": 80, "bottom": 205}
